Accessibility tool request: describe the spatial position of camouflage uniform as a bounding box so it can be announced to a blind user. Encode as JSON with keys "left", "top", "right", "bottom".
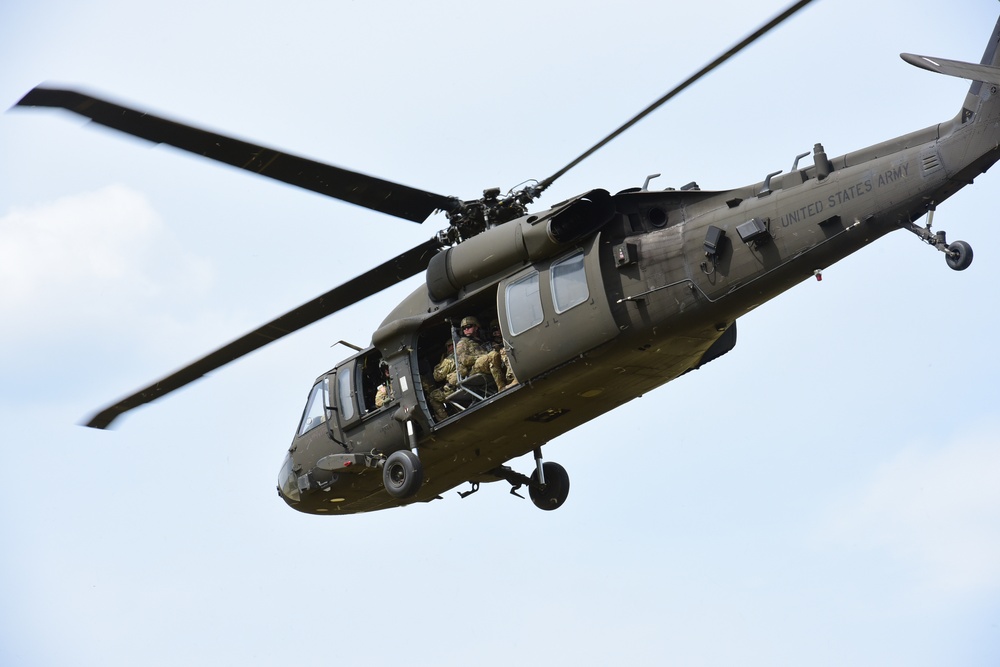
{"left": 374, "top": 381, "right": 394, "bottom": 408}
{"left": 422, "top": 376, "right": 448, "bottom": 421}
{"left": 427, "top": 349, "right": 458, "bottom": 421}
{"left": 374, "top": 363, "right": 394, "bottom": 408}
{"left": 489, "top": 319, "right": 517, "bottom": 387}
{"left": 456, "top": 316, "right": 506, "bottom": 391}
{"left": 433, "top": 354, "right": 458, "bottom": 387}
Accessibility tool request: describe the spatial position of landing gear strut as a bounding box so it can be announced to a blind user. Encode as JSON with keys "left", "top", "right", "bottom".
{"left": 903, "top": 205, "right": 974, "bottom": 271}
{"left": 481, "top": 448, "right": 571, "bottom": 510}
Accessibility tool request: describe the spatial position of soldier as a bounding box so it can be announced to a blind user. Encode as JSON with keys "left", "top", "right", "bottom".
{"left": 433, "top": 341, "right": 458, "bottom": 387}
{"left": 374, "top": 361, "right": 394, "bottom": 408}
{"left": 422, "top": 376, "right": 448, "bottom": 422}
{"left": 426, "top": 340, "right": 457, "bottom": 421}
{"left": 455, "top": 316, "right": 506, "bottom": 391}
{"left": 489, "top": 319, "right": 517, "bottom": 388}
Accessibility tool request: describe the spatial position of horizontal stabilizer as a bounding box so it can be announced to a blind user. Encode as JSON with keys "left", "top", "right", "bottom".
{"left": 901, "top": 52, "right": 1000, "bottom": 87}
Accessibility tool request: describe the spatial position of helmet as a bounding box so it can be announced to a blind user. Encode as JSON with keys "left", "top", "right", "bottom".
{"left": 460, "top": 316, "right": 481, "bottom": 329}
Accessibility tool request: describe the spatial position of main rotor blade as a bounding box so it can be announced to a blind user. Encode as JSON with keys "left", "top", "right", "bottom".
{"left": 16, "top": 87, "right": 457, "bottom": 223}
{"left": 85, "top": 237, "right": 444, "bottom": 429}
{"left": 536, "top": 0, "right": 815, "bottom": 193}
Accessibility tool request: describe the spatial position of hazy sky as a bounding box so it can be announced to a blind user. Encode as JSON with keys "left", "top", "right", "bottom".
{"left": 2, "top": 1, "right": 998, "bottom": 665}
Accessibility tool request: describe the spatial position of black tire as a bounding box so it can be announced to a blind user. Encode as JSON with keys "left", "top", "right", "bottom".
{"left": 529, "top": 461, "right": 570, "bottom": 511}
{"left": 383, "top": 450, "right": 424, "bottom": 499}
{"left": 946, "top": 240, "right": 973, "bottom": 271}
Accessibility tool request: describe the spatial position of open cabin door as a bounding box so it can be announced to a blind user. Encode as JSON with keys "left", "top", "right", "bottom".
{"left": 497, "top": 233, "right": 618, "bottom": 381}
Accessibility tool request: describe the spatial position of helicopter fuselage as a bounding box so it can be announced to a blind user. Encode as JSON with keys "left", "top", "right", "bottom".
{"left": 279, "top": 90, "right": 1000, "bottom": 514}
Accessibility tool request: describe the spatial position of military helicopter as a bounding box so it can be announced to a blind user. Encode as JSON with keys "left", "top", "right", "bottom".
{"left": 15, "top": 0, "right": 999, "bottom": 515}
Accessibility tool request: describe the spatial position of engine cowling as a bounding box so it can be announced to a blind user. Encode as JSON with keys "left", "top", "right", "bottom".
{"left": 426, "top": 189, "right": 613, "bottom": 301}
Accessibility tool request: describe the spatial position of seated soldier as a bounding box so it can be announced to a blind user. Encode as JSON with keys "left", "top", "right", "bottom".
{"left": 489, "top": 318, "right": 517, "bottom": 388}
{"left": 455, "top": 316, "right": 506, "bottom": 391}
{"left": 374, "top": 361, "right": 395, "bottom": 408}
{"left": 427, "top": 340, "right": 457, "bottom": 420}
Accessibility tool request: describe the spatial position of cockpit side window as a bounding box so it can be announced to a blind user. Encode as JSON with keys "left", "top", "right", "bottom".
{"left": 336, "top": 366, "right": 356, "bottom": 421}
{"left": 298, "top": 378, "right": 330, "bottom": 436}
{"left": 505, "top": 270, "right": 543, "bottom": 336}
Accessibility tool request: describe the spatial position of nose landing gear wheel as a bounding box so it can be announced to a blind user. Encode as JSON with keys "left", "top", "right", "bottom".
{"left": 529, "top": 461, "right": 570, "bottom": 510}
{"left": 383, "top": 450, "right": 424, "bottom": 499}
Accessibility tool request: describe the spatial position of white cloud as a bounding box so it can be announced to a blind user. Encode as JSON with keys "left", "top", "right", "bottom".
{"left": 0, "top": 185, "right": 213, "bottom": 341}
{"left": 3, "top": 185, "right": 152, "bottom": 302}
{"left": 822, "top": 422, "right": 1000, "bottom": 595}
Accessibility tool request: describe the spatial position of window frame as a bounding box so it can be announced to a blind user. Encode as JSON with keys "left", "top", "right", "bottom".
{"left": 298, "top": 378, "right": 330, "bottom": 436}
{"left": 505, "top": 269, "right": 543, "bottom": 336}
{"left": 336, "top": 366, "right": 355, "bottom": 422}
{"left": 550, "top": 250, "right": 589, "bottom": 314}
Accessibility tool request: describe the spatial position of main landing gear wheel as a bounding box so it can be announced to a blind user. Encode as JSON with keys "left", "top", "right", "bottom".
{"left": 945, "top": 240, "right": 973, "bottom": 271}
{"left": 529, "top": 461, "right": 570, "bottom": 511}
{"left": 383, "top": 450, "right": 424, "bottom": 499}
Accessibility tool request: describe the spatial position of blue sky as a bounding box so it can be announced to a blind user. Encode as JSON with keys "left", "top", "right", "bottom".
{"left": 2, "top": 1, "right": 999, "bottom": 665}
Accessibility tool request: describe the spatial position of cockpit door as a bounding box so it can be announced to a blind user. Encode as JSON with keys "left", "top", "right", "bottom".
{"left": 332, "top": 359, "right": 361, "bottom": 431}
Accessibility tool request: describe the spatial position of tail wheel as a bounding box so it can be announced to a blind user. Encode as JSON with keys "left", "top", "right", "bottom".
{"left": 383, "top": 450, "right": 424, "bottom": 499}
{"left": 529, "top": 461, "right": 570, "bottom": 511}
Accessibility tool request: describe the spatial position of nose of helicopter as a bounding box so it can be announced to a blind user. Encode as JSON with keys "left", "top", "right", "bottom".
{"left": 277, "top": 452, "right": 300, "bottom": 503}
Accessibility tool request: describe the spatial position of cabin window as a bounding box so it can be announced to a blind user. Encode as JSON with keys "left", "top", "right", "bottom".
{"left": 298, "top": 379, "right": 330, "bottom": 436}
{"left": 550, "top": 251, "right": 588, "bottom": 313}
{"left": 506, "top": 270, "right": 543, "bottom": 336}
{"left": 336, "top": 366, "right": 355, "bottom": 421}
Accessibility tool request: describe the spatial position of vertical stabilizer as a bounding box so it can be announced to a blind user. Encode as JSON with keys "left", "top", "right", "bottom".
{"left": 960, "top": 15, "right": 1000, "bottom": 124}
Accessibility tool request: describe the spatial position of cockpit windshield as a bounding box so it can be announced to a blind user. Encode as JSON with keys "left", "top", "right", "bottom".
{"left": 297, "top": 378, "right": 329, "bottom": 436}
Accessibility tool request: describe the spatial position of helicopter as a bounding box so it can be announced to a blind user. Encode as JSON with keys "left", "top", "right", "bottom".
{"left": 14, "top": 0, "right": 999, "bottom": 516}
